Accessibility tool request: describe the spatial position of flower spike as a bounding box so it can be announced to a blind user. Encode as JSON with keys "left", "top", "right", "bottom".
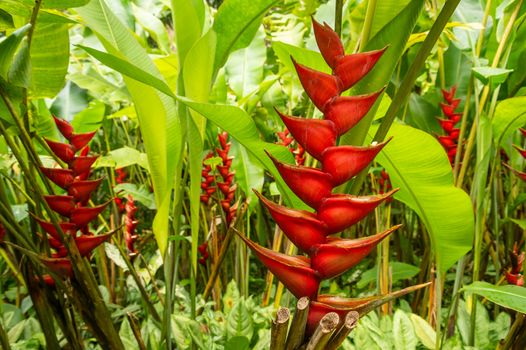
{"left": 311, "top": 225, "right": 401, "bottom": 279}
{"left": 317, "top": 189, "right": 399, "bottom": 234}
{"left": 291, "top": 57, "right": 341, "bottom": 111}
{"left": 40, "top": 167, "right": 75, "bottom": 189}
{"left": 53, "top": 116, "right": 74, "bottom": 139}
{"left": 311, "top": 18, "right": 344, "bottom": 69}
{"left": 44, "top": 195, "right": 76, "bottom": 217}
{"left": 333, "top": 47, "right": 387, "bottom": 91}
{"left": 68, "top": 178, "right": 104, "bottom": 203}
{"left": 276, "top": 109, "right": 337, "bottom": 160}
{"left": 324, "top": 89, "right": 385, "bottom": 135}
{"left": 236, "top": 232, "right": 320, "bottom": 299}
{"left": 254, "top": 190, "right": 327, "bottom": 253}
{"left": 44, "top": 139, "right": 76, "bottom": 163}
{"left": 70, "top": 200, "right": 111, "bottom": 227}
{"left": 69, "top": 131, "right": 97, "bottom": 151}
{"left": 321, "top": 139, "right": 391, "bottom": 186}
{"left": 267, "top": 151, "right": 333, "bottom": 209}
{"left": 70, "top": 156, "right": 98, "bottom": 175}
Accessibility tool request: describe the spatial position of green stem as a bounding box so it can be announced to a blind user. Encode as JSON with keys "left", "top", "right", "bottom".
{"left": 335, "top": 0, "right": 344, "bottom": 37}
{"left": 360, "top": 0, "right": 377, "bottom": 49}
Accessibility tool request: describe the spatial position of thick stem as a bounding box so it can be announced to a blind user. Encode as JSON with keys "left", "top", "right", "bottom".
{"left": 334, "top": 0, "right": 344, "bottom": 37}
{"left": 360, "top": 0, "right": 377, "bottom": 49}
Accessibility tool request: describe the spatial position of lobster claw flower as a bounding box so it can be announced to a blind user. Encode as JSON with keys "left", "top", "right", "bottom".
{"left": 306, "top": 282, "right": 431, "bottom": 335}
{"left": 312, "top": 18, "right": 344, "bottom": 69}
{"left": 54, "top": 231, "right": 115, "bottom": 257}
{"left": 321, "top": 139, "right": 391, "bottom": 186}
{"left": 520, "top": 128, "right": 526, "bottom": 138}
{"left": 68, "top": 178, "right": 104, "bottom": 204}
{"left": 437, "top": 135, "right": 456, "bottom": 149}
{"left": 324, "top": 89, "right": 385, "bottom": 135}
{"left": 440, "top": 102, "right": 461, "bottom": 116}
{"left": 441, "top": 86, "right": 457, "bottom": 104}
{"left": 70, "top": 200, "right": 111, "bottom": 227}
{"left": 33, "top": 216, "right": 77, "bottom": 240}
{"left": 254, "top": 190, "right": 328, "bottom": 253}
{"left": 291, "top": 58, "right": 341, "bottom": 111}
{"left": 53, "top": 116, "right": 74, "bottom": 139}
{"left": 236, "top": 232, "right": 320, "bottom": 299}
{"left": 513, "top": 145, "right": 526, "bottom": 159}
{"left": 333, "top": 48, "right": 387, "bottom": 91}
{"left": 69, "top": 131, "right": 97, "bottom": 151}
{"left": 44, "top": 195, "right": 76, "bottom": 217}
{"left": 504, "top": 163, "right": 526, "bottom": 182}
{"left": 267, "top": 151, "right": 333, "bottom": 209}
{"left": 40, "top": 167, "right": 75, "bottom": 189}
{"left": 70, "top": 156, "right": 98, "bottom": 175}
{"left": 276, "top": 109, "right": 337, "bottom": 160}
{"left": 310, "top": 225, "right": 400, "bottom": 279}
{"left": 40, "top": 256, "right": 73, "bottom": 277}
{"left": 317, "top": 190, "right": 399, "bottom": 234}
{"left": 44, "top": 139, "right": 76, "bottom": 163}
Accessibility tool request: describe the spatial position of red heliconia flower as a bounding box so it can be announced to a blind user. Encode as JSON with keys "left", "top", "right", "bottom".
{"left": 436, "top": 86, "right": 462, "bottom": 165}
{"left": 239, "top": 19, "right": 425, "bottom": 333}
{"left": 276, "top": 127, "right": 306, "bottom": 166}
{"left": 505, "top": 243, "right": 524, "bottom": 287}
{"left": 34, "top": 116, "right": 114, "bottom": 285}
{"left": 200, "top": 151, "right": 217, "bottom": 204}
{"left": 115, "top": 168, "right": 127, "bottom": 184}
{"left": 124, "top": 195, "right": 139, "bottom": 257}
{"left": 198, "top": 241, "right": 209, "bottom": 266}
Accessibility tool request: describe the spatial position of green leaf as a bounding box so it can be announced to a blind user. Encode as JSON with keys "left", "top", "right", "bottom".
{"left": 462, "top": 281, "right": 526, "bottom": 313}
{"left": 410, "top": 313, "right": 436, "bottom": 349}
{"left": 77, "top": 0, "right": 181, "bottom": 254}
{"left": 132, "top": 4, "right": 170, "bottom": 53}
{"left": 29, "top": 22, "right": 69, "bottom": 98}
{"left": 77, "top": 45, "right": 175, "bottom": 99}
{"left": 227, "top": 299, "right": 253, "bottom": 340}
{"left": 369, "top": 123, "right": 474, "bottom": 273}
{"left": 472, "top": 66, "right": 513, "bottom": 87}
{"left": 271, "top": 41, "right": 330, "bottom": 75}
{"left": 178, "top": 98, "right": 306, "bottom": 210}
{"left": 42, "top": 0, "right": 90, "bottom": 8}
{"left": 231, "top": 140, "right": 264, "bottom": 211}
{"left": 492, "top": 96, "right": 526, "bottom": 147}
{"left": 114, "top": 184, "right": 156, "bottom": 210}
{"left": 71, "top": 100, "right": 106, "bottom": 133}
{"left": 0, "top": 9, "right": 14, "bottom": 30}
{"left": 225, "top": 28, "right": 266, "bottom": 99}
{"left": 118, "top": 318, "right": 137, "bottom": 349}
{"left": 357, "top": 262, "right": 420, "bottom": 289}
{"left": 0, "top": 23, "right": 31, "bottom": 79}
{"left": 213, "top": 0, "right": 278, "bottom": 73}
{"left": 171, "top": 0, "right": 204, "bottom": 67}
{"left": 393, "top": 310, "right": 417, "bottom": 350}
{"left": 95, "top": 147, "right": 149, "bottom": 171}
{"left": 225, "top": 336, "right": 250, "bottom": 350}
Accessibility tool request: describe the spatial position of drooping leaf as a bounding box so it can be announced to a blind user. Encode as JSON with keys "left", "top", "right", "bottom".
{"left": 492, "top": 96, "right": 526, "bottom": 146}
{"left": 0, "top": 23, "right": 31, "bottom": 79}
{"left": 369, "top": 122, "right": 474, "bottom": 273}
{"left": 462, "top": 281, "right": 526, "bottom": 313}
{"left": 472, "top": 66, "right": 513, "bottom": 87}
{"left": 77, "top": 0, "right": 181, "bottom": 254}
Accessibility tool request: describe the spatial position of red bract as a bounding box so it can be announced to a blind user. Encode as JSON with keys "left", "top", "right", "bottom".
{"left": 237, "top": 19, "right": 423, "bottom": 334}
{"left": 35, "top": 117, "right": 113, "bottom": 285}
{"left": 505, "top": 244, "right": 524, "bottom": 286}
{"left": 436, "top": 86, "right": 462, "bottom": 165}
{"left": 124, "top": 195, "right": 139, "bottom": 257}
{"left": 276, "top": 128, "right": 305, "bottom": 166}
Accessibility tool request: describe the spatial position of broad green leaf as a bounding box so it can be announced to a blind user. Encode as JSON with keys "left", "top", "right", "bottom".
{"left": 472, "top": 66, "right": 513, "bottom": 87}
{"left": 271, "top": 41, "right": 330, "bottom": 74}
{"left": 357, "top": 262, "right": 420, "bottom": 289}
{"left": 213, "top": 0, "right": 278, "bottom": 73}
{"left": 410, "top": 313, "right": 436, "bottom": 349}
{"left": 171, "top": 0, "right": 204, "bottom": 67}
{"left": 393, "top": 310, "right": 417, "bottom": 350}
{"left": 50, "top": 81, "right": 88, "bottom": 120}
{"left": 179, "top": 98, "right": 306, "bottom": 210}
{"left": 77, "top": 0, "right": 181, "bottom": 254}
{"left": 344, "top": 0, "right": 425, "bottom": 146}
{"left": 231, "top": 140, "right": 264, "bottom": 211}
{"left": 369, "top": 123, "right": 474, "bottom": 273}
{"left": 71, "top": 100, "right": 106, "bottom": 132}
{"left": 77, "top": 45, "right": 175, "bottom": 98}
{"left": 34, "top": 99, "right": 60, "bottom": 140}
{"left": 8, "top": 40, "right": 30, "bottom": 88}
{"left": 227, "top": 300, "right": 253, "bottom": 340}
{"left": 68, "top": 70, "right": 129, "bottom": 105}
{"left": 42, "top": 0, "right": 90, "bottom": 8}
{"left": 0, "top": 9, "right": 14, "bottom": 30}
{"left": 492, "top": 96, "right": 526, "bottom": 146}
{"left": 114, "top": 183, "right": 156, "bottom": 210}
{"left": 132, "top": 4, "right": 170, "bottom": 53}
{"left": 30, "top": 21, "right": 69, "bottom": 98}
{"left": 225, "top": 28, "right": 266, "bottom": 99}
{"left": 462, "top": 281, "right": 526, "bottom": 313}
{"left": 0, "top": 23, "right": 31, "bottom": 79}
{"left": 95, "top": 147, "right": 149, "bottom": 171}
{"left": 225, "top": 336, "right": 250, "bottom": 350}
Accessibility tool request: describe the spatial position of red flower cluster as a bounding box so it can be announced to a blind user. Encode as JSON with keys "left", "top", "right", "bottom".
{"left": 114, "top": 168, "right": 128, "bottom": 212}
{"left": 198, "top": 241, "right": 209, "bottom": 266}
{"left": 124, "top": 195, "right": 139, "bottom": 257}
{"left": 238, "top": 20, "right": 414, "bottom": 334}
{"left": 276, "top": 128, "right": 306, "bottom": 166}
{"left": 505, "top": 244, "right": 524, "bottom": 286}
{"left": 200, "top": 132, "right": 238, "bottom": 226}
{"left": 36, "top": 117, "right": 112, "bottom": 284}
{"left": 436, "top": 86, "right": 461, "bottom": 165}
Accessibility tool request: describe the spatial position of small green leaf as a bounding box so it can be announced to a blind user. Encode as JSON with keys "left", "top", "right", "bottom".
{"left": 410, "top": 313, "right": 436, "bottom": 349}
{"left": 472, "top": 66, "right": 513, "bottom": 86}
{"left": 0, "top": 23, "right": 31, "bottom": 79}
{"left": 462, "top": 281, "right": 526, "bottom": 313}
{"left": 114, "top": 183, "right": 156, "bottom": 210}
{"left": 393, "top": 310, "right": 417, "bottom": 350}
{"left": 225, "top": 336, "right": 250, "bottom": 350}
